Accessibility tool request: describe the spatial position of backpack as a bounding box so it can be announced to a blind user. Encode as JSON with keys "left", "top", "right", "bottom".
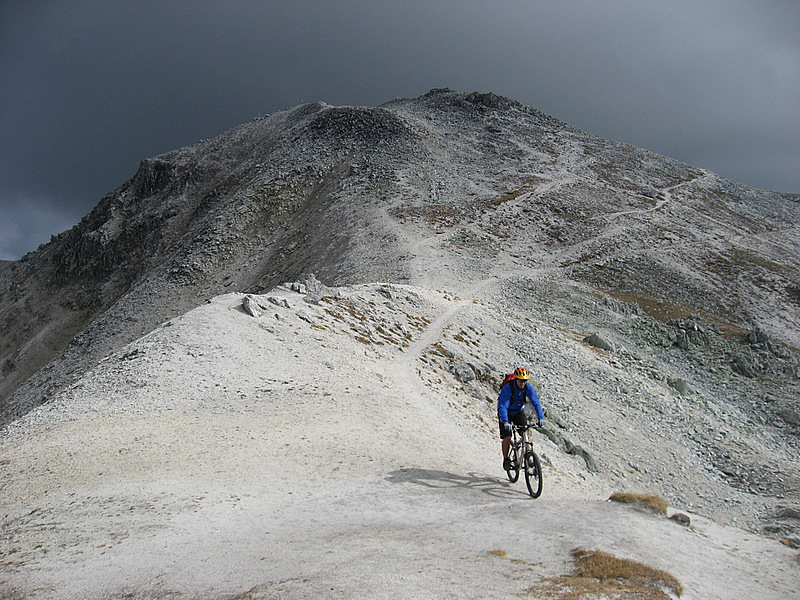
{"left": 499, "top": 373, "right": 516, "bottom": 391}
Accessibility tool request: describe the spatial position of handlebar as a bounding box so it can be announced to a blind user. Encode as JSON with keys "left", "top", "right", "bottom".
{"left": 512, "top": 423, "right": 541, "bottom": 431}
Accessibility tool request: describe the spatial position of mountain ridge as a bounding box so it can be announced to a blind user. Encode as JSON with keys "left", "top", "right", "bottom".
{"left": 1, "top": 88, "right": 799, "bottom": 598}
{"left": 2, "top": 87, "right": 798, "bottom": 426}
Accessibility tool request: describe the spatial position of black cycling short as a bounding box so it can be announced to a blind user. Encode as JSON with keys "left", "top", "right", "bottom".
{"left": 498, "top": 411, "right": 527, "bottom": 439}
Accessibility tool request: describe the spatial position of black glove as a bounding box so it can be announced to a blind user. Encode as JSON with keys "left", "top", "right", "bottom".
{"left": 538, "top": 419, "right": 545, "bottom": 428}
{"left": 502, "top": 422, "right": 513, "bottom": 436}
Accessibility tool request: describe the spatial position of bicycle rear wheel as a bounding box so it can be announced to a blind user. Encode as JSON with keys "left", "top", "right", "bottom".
{"left": 506, "top": 443, "right": 520, "bottom": 483}
{"left": 524, "top": 451, "right": 542, "bottom": 498}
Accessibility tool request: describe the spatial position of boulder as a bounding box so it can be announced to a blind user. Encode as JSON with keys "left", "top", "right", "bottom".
{"left": 296, "top": 273, "right": 333, "bottom": 303}
{"left": 565, "top": 441, "right": 598, "bottom": 472}
{"left": 776, "top": 506, "right": 800, "bottom": 520}
{"left": 777, "top": 409, "right": 800, "bottom": 427}
{"left": 668, "top": 378, "right": 691, "bottom": 395}
{"left": 584, "top": 332, "right": 614, "bottom": 352}
{"left": 243, "top": 295, "right": 262, "bottom": 318}
{"left": 451, "top": 361, "right": 476, "bottom": 383}
{"left": 732, "top": 352, "right": 761, "bottom": 378}
{"left": 268, "top": 296, "right": 291, "bottom": 309}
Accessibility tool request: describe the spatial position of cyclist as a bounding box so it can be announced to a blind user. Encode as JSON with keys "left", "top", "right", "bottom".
{"left": 498, "top": 367, "right": 545, "bottom": 470}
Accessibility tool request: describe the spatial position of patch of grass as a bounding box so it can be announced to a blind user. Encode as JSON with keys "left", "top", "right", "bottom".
{"left": 602, "top": 289, "right": 750, "bottom": 338}
{"left": 452, "top": 328, "right": 483, "bottom": 347}
{"left": 554, "top": 325, "right": 587, "bottom": 343}
{"left": 573, "top": 548, "right": 682, "bottom": 597}
{"left": 489, "top": 188, "right": 525, "bottom": 206}
{"left": 426, "top": 341, "right": 452, "bottom": 358}
{"left": 485, "top": 177, "right": 544, "bottom": 207}
{"left": 486, "top": 548, "right": 545, "bottom": 568}
{"left": 603, "top": 290, "right": 695, "bottom": 322}
{"left": 528, "top": 547, "right": 682, "bottom": 599}
{"left": 609, "top": 492, "right": 668, "bottom": 515}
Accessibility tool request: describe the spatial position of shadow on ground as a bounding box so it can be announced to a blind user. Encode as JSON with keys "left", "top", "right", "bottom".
{"left": 386, "top": 468, "right": 533, "bottom": 499}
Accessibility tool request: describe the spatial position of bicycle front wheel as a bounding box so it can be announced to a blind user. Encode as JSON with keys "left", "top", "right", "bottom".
{"left": 524, "top": 451, "right": 542, "bottom": 498}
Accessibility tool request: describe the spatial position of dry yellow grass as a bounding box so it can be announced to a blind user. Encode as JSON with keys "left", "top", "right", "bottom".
{"left": 609, "top": 492, "right": 668, "bottom": 515}
{"left": 527, "top": 547, "right": 683, "bottom": 599}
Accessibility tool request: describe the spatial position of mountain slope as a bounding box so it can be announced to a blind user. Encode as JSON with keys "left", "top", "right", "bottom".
{"left": 2, "top": 284, "right": 799, "bottom": 599}
{"left": 2, "top": 89, "right": 798, "bottom": 425}
{"left": 1, "top": 88, "right": 799, "bottom": 564}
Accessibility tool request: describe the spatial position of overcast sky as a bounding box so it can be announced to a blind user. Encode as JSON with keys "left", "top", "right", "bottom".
{"left": 1, "top": 1, "right": 798, "bottom": 260}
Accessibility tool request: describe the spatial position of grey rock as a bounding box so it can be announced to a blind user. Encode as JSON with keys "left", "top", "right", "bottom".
{"left": 451, "top": 361, "right": 476, "bottom": 383}
{"left": 668, "top": 378, "right": 691, "bottom": 395}
{"left": 539, "top": 426, "right": 569, "bottom": 451}
{"left": 669, "top": 316, "right": 710, "bottom": 348}
{"left": 542, "top": 408, "right": 568, "bottom": 430}
{"left": 286, "top": 282, "right": 307, "bottom": 294}
{"left": 565, "top": 442, "right": 598, "bottom": 472}
{"left": 732, "top": 352, "right": 762, "bottom": 378}
{"left": 243, "top": 295, "right": 262, "bottom": 318}
{"left": 584, "top": 333, "right": 614, "bottom": 353}
{"left": 669, "top": 513, "right": 691, "bottom": 526}
{"left": 777, "top": 409, "right": 800, "bottom": 427}
{"left": 296, "top": 273, "right": 333, "bottom": 303}
{"left": 675, "top": 330, "right": 691, "bottom": 350}
{"left": 296, "top": 310, "right": 314, "bottom": 324}
{"left": 747, "top": 326, "right": 771, "bottom": 347}
{"left": 776, "top": 507, "right": 800, "bottom": 520}
{"left": 268, "top": 296, "right": 291, "bottom": 309}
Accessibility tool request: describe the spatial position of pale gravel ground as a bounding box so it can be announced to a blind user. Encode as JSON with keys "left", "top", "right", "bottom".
{"left": 2, "top": 286, "right": 798, "bottom": 599}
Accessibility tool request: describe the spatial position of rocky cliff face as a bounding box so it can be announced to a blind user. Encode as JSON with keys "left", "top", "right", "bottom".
{"left": 2, "top": 88, "right": 798, "bottom": 431}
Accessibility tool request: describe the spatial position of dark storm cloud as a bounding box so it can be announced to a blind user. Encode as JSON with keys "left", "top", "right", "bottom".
{"left": 1, "top": 1, "right": 798, "bottom": 260}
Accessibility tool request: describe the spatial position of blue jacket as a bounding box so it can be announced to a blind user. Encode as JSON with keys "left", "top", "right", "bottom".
{"left": 497, "top": 381, "right": 544, "bottom": 423}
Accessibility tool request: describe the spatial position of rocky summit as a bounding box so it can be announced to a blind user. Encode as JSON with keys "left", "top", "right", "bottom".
{"left": 1, "top": 89, "right": 799, "bottom": 599}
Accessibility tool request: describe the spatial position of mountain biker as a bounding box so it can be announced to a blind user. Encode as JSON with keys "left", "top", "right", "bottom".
{"left": 498, "top": 367, "right": 545, "bottom": 471}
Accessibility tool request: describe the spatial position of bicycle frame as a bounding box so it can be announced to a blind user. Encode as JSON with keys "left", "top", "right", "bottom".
{"left": 505, "top": 423, "right": 543, "bottom": 498}
{"left": 509, "top": 424, "right": 532, "bottom": 466}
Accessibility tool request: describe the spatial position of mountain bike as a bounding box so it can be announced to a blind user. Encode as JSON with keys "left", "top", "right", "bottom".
{"left": 504, "top": 423, "right": 543, "bottom": 498}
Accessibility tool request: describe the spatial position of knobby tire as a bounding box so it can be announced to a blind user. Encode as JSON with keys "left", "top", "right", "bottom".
{"left": 506, "top": 439, "right": 520, "bottom": 483}
{"left": 524, "top": 451, "right": 543, "bottom": 498}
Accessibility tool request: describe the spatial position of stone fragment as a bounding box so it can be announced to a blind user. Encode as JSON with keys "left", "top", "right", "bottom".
{"left": 268, "top": 296, "right": 291, "bottom": 308}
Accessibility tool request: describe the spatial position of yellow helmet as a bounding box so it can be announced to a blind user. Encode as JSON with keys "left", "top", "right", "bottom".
{"left": 514, "top": 367, "right": 530, "bottom": 381}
